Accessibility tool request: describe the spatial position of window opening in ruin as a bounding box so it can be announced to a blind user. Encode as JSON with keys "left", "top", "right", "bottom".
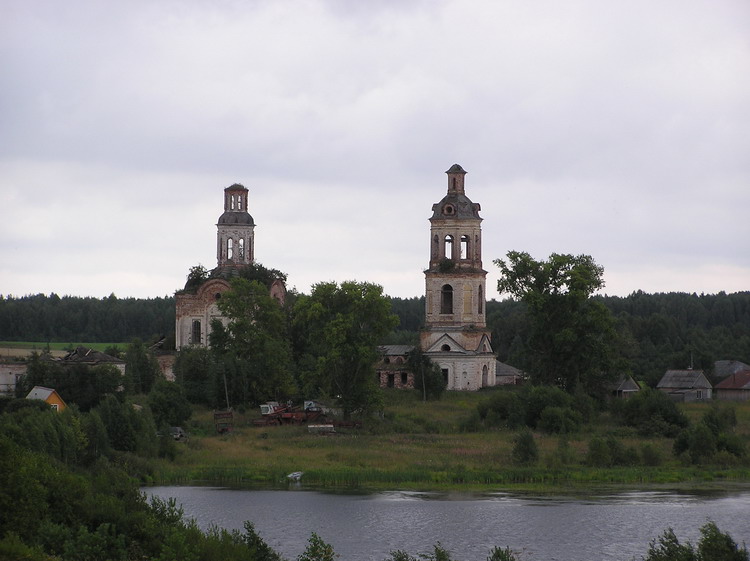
{"left": 237, "top": 197, "right": 242, "bottom": 210}
{"left": 452, "top": 177, "right": 456, "bottom": 190}
{"left": 387, "top": 374, "right": 395, "bottom": 388}
{"left": 441, "top": 344, "right": 451, "bottom": 352}
{"left": 227, "top": 238, "right": 233, "bottom": 260}
{"left": 230, "top": 195, "right": 235, "bottom": 210}
{"left": 238, "top": 238, "right": 245, "bottom": 259}
{"left": 384, "top": 357, "right": 390, "bottom": 364}
{"left": 442, "top": 368, "right": 449, "bottom": 384}
{"left": 191, "top": 320, "right": 201, "bottom": 344}
{"left": 396, "top": 357, "right": 403, "bottom": 365}
{"left": 444, "top": 235, "right": 454, "bottom": 259}
{"left": 460, "top": 235, "right": 469, "bottom": 259}
{"left": 478, "top": 285, "right": 483, "bottom": 314}
{"left": 401, "top": 372, "right": 408, "bottom": 385}
{"left": 441, "top": 284, "right": 453, "bottom": 314}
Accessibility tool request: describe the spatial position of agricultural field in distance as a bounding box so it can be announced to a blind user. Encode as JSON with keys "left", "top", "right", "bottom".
{"left": 0, "top": 341, "right": 125, "bottom": 359}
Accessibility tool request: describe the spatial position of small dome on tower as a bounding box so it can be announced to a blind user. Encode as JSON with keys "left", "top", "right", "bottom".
{"left": 217, "top": 211, "right": 255, "bottom": 225}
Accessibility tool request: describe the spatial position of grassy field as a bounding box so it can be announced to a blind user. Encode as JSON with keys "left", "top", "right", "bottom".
{"left": 0, "top": 341, "right": 125, "bottom": 359}
{"left": 152, "top": 389, "right": 750, "bottom": 492}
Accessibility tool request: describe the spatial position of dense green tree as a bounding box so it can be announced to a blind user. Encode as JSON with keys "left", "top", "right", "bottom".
{"left": 617, "top": 388, "right": 689, "bottom": 437}
{"left": 147, "top": 379, "right": 192, "bottom": 428}
{"left": 292, "top": 281, "right": 398, "bottom": 418}
{"left": 173, "top": 346, "right": 214, "bottom": 405}
{"left": 16, "top": 354, "right": 124, "bottom": 411}
{"left": 406, "top": 346, "right": 446, "bottom": 401}
{"left": 209, "top": 278, "right": 297, "bottom": 406}
{"left": 511, "top": 429, "right": 538, "bottom": 466}
{"left": 494, "top": 251, "right": 617, "bottom": 394}
{"left": 124, "top": 339, "right": 163, "bottom": 394}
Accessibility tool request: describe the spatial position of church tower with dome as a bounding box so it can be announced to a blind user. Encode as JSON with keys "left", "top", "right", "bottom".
{"left": 216, "top": 183, "right": 255, "bottom": 268}
{"left": 174, "top": 184, "right": 285, "bottom": 350}
{"left": 420, "top": 165, "right": 497, "bottom": 390}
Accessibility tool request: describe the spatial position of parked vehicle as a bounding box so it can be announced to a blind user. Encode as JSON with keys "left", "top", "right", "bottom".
{"left": 170, "top": 426, "right": 188, "bottom": 441}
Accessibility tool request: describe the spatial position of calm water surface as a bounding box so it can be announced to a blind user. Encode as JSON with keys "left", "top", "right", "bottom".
{"left": 148, "top": 486, "right": 750, "bottom": 561}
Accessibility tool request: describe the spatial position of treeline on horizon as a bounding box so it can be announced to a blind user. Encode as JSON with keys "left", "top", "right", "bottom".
{"left": 2, "top": 290, "right": 750, "bottom": 385}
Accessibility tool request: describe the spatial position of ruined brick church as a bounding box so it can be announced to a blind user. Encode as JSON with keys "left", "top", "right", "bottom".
{"left": 178, "top": 167, "right": 513, "bottom": 389}
{"left": 174, "top": 184, "right": 285, "bottom": 350}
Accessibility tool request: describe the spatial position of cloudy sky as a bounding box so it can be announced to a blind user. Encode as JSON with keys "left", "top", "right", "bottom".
{"left": 2, "top": 0, "right": 748, "bottom": 301}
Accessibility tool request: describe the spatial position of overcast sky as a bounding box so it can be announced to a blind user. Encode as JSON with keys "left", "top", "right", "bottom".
{"left": 2, "top": 0, "right": 748, "bottom": 302}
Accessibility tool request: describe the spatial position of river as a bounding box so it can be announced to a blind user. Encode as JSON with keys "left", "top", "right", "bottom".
{"left": 147, "top": 485, "right": 750, "bottom": 561}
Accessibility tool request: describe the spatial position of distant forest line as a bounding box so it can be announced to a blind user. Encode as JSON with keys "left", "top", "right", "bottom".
{"left": 1, "top": 290, "right": 749, "bottom": 387}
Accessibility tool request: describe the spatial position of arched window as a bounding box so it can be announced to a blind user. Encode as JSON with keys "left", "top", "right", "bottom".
{"left": 238, "top": 238, "right": 245, "bottom": 259}
{"left": 444, "top": 235, "right": 454, "bottom": 260}
{"left": 478, "top": 285, "right": 483, "bottom": 314}
{"left": 441, "top": 284, "right": 453, "bottom": 314}
{"left": 191, "top": 320, "right": 201, "bottom": 344}
{"left": 230, "top": 195, "right": 235, "bottom": 210}
{"left": 460, "top": 235, "right": 469, "bottom": 259}
{"left": 237, "top": 197, "right": 242, "bottom": 210}
{"left": 227, "top": 238, "right": 233, "bottom": 260}
{"left": 432, "top": 235, "right": 439, "bottom": 260}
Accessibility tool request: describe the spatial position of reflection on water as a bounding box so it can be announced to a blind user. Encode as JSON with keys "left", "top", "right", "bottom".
{"left": 147, "top": 486, "right": 750, "bottom": 561}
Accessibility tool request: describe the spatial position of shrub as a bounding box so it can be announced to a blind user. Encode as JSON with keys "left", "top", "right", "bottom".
{"left": 511, "top": 429, "right": 538, "bottom": 466}
{"left": 585, "top": 437, "right": 611, "bottom": 467}
{"left": 538, "top": 406, "right": 582, "bottom": 434}
{"left": 640, "top": 443, "right": 662, "bottom": 466}
{"left": 619, "top": 388, "right": 688, "bottom": 437}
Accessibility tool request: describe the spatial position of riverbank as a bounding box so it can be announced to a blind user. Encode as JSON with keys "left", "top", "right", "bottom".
{"left": 149, "top": 389, "right": 750, "bottom": 492}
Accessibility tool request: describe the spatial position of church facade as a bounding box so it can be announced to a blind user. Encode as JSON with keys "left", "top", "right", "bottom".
{"left": 174, "top": 184, "right": 284, "bottom": 350}
{"left": 419, "top": 165, "right": 497, "bottom": 390}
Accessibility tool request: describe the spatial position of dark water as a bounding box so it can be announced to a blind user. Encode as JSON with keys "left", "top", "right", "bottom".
{"left": 147, "top": 486, "right": 750, "bottom": 561}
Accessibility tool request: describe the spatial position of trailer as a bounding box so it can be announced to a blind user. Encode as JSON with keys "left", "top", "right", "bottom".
{"left": 214, "top": 410, "right": 234, "bottom": 434}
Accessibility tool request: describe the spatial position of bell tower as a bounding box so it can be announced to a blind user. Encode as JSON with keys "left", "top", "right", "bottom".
{"left": 216, "top": 183, "right": 255, "bottom": 267}
{"left": 421, "top": 165, "right": 496, "bottom": 390}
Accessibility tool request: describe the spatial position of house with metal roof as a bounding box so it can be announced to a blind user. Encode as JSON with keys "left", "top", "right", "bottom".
{"left": 25, "top": 386, "right": 67, "bottom": 412}
{"left": 656, "top": 369, "right": 712, "bottom": 402}
{"left": 714, "top": 370, "right": 750, "bottom": 402}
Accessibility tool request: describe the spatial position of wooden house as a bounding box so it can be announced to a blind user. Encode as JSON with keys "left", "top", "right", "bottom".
{"left": 714, "top": 370, "right": 750, "bottom": 402}
{"left": 656, "top": 369, "right": 712, "bottom": 402}
{"left": 25, "top": 386, "right": 67, "bottom": 412}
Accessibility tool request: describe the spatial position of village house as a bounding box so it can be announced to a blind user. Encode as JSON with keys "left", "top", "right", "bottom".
{"left": 714, "top": 370, "right": 750, "bottom": 402}
{"left": 656, "top": 369, "right": 712, "bottom": 402}
{"left": 610, "top": 374, "right": 641, "bottom": 399}
{"left": 25, "top": 386, "right": 67, "bottom": 412}
{"left": 0, "top": 363, "right": 27, "bottom": 397}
